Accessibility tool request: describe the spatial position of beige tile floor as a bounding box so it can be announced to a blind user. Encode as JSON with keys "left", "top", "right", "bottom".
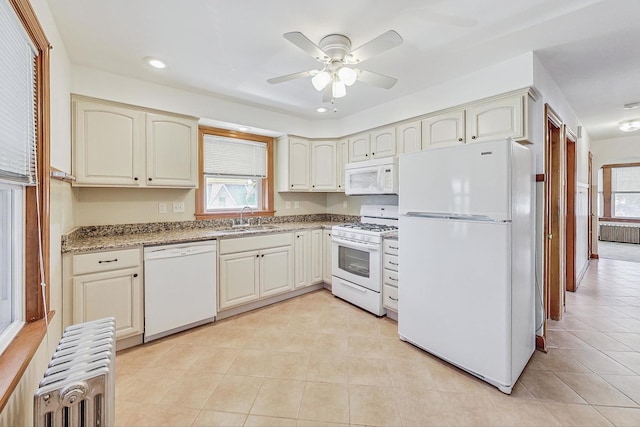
{"left": 115, "top": 258, "right": 640, "bottom": 426}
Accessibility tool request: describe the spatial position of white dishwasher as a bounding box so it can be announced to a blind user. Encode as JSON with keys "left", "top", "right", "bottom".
{"left": 143, "top": 241, "right": 217, "bottom": 342}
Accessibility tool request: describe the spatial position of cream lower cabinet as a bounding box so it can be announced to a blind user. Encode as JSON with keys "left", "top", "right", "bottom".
{"left": 218, "top": 233, "right": 294, "bottom": 310}
{"left": 382, "top": 238, "right": 399, "bottom": 312}
{"left": 294, "top": 229, "right": 323, "bottom": 289}
{"left": 66, "top": 247, "right": 144, "bottom": 342}
{"left": 322, "top": 229, "right": 332, "bottom": 285}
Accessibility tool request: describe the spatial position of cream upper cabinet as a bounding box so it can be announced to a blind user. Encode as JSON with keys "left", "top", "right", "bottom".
{"left": 72, "top": 96, "right": 198, "bottom": 188}
{"left": 348, "top": 133, "right": 371, "bottom": 162}
{"left": 322, "top": 229, "right": 332, "bottom": 285}
{"left": 422, "top": 110, "right": 465, "bottom": 148}
{"left": 146, "top": 113, "right": 198, "bottom": 187}
{"left": 370, "top": 127, "right": 397, "bottom": 159}
{"left": 311, "top": 141, "right": 337, "bottom": 191}
{"left": 396, "top": 121, "right": 422, "bottom": 154}
{"left": 276, "top": 135, "right": 310, "bottom": 191}
{"left": 466, "top": 95, "right": 525, "bottom": 142}
{"left": 73, "top": 98, "right": 145, "bottom": 186}
{"left": 336, "top": 138, "right": 348, "bottom": 192}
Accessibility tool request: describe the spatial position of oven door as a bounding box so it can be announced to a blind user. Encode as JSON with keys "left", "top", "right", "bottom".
{"left": 332, "top": 236, "right": 382, "bottom": 292}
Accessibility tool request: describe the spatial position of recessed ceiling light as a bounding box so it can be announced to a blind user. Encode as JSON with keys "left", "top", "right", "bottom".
{"left": 144, "top": 57, "right": 167, "bottom": 69}
{"left": 619, "top": 120, "right": 640, "bottom": 132}
{"left": 316, "top": 107, "right": 327, "bottom": 113}
{"left": 238, "top": 126, "right": 250, "bottom": 132}
{"left": 623, "top": 102, "right": 640, "bottom": 110}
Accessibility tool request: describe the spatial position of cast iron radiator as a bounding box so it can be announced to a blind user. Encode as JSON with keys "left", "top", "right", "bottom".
{"left": 34, "top": 318, "right": 116, "bottom": 427}
{"left": 599, "top": 224, "right": 640, "bottom": 244}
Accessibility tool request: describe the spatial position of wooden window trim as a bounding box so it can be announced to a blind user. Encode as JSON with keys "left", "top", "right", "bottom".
{"left": 195, "top": 126, "right": 275, "bottom": 220}
{"left": 0, "top": 0, "right": 50, "bottom": 412}
{"left": 601, "top": 163, "right": 640, "bottom": 220}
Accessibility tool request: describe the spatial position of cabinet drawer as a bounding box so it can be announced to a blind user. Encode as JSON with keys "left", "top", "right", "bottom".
{"left": 383, "top": 254, "right": 399, "bottom": 272}
{"left": 383, "top": 269, "right": 398, "bottom": 288}
{"left": 383, "top": 239, "right": 398, "bottom": 256}
{"left": 73, "top": 248, "right": 142, "bottom": 275}
{"left": 219, "top": 232, "right": 293, "bottom": 254}
{"left": 383, "top": 284, "right": 398, "bottom": 311}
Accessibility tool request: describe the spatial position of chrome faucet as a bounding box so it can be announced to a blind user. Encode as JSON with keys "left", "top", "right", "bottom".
{"left": 238, "top": 205, "right": 254, "bottom": 225}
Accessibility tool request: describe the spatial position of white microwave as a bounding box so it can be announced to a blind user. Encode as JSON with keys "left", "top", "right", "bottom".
{"left": 344, "top": 157, "right": 399, "bottom": 195}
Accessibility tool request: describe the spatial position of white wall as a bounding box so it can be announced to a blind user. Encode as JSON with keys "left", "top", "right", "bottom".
{"left": 0, "top": 0, "right": 74, "bottom": 424}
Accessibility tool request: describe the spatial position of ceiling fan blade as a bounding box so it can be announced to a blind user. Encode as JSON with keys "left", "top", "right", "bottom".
{"left": 322, "top": 85, "right": 333, "bottom": 103}
{"left": 267, "top": 70, "right": 316, "bottom": 84}
{"left": 283, "top": 32, "right": 329, "bottom": 62}
{"left": 356, "top": 69, "right": 398, "bottom": 89}
{"left": 346, "top": 30, "right": 403, "bottom": 64}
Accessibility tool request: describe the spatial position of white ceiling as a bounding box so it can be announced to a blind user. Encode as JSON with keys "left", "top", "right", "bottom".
{"left": 47, "top": 0, "right": 640, "bottom": 141}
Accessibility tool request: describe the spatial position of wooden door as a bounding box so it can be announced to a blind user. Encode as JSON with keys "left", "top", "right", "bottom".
{"left": 565, "top": 128, "right": 577, "bottom": 292}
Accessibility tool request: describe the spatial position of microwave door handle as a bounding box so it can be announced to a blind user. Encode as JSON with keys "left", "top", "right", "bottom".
{"left": 377, "top": 168, "right": 384, "bottom": 190}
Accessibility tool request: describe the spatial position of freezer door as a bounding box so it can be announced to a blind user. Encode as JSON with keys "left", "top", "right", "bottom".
{"left": 399, "top": 139, "right": 512, "bottom": 221}
{"left": 398, "top": 215, "right": 513, "bottom": 387}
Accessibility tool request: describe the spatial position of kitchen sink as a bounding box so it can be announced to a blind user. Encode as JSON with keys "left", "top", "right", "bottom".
{"left": 218, "top": 225, "right": 280, "bottom": 233}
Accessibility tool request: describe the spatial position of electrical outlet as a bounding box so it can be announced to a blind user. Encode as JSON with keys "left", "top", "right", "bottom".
{"left": 173, "top": 202, "right": 185, "bottom": 213}
{"left": 294, "top": 201, "right": 300, "bottom": 209}
{"left": 158, "top": 202, "right": 168, "bottom": 214}
{"left": 285, "top": 201, "right": 291, "bottom": 209}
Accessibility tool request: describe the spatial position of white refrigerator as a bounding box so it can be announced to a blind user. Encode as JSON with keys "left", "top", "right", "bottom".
{"left": 398, "top": 138, "right": 535, "bottom": 394}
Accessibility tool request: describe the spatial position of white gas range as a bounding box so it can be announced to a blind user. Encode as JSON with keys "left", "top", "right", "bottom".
{"left": 331, "top": 205, "right": 398, "bottom": 316}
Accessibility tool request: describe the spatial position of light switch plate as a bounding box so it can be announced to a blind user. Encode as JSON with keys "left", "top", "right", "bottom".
{"left": 158, "top": 202, "right": 168, "bottom": 214}
{"left": 173, "top": 202, "right": 185, "bottom": 213}
{"left": 294, "top": 201, "right": 300, "bottom": 209}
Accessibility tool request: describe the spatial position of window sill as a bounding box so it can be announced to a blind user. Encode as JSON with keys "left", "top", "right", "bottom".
{"left": 195, "top": 210, "right": 276, "bottom": 221}
{"left": 599, "top": 217, "right": 640, "bottom": 224}
{"left": 0, "top": 313, "right": 53, "bottom": 412}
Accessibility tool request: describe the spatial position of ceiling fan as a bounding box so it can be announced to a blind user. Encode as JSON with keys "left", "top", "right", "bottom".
{"left": 267, "top": 30, "right": 403, "bottom": 102}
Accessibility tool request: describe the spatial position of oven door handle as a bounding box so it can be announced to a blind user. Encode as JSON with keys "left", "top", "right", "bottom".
{"left": 332, "top": 237, "right": 380, "bottom": 251}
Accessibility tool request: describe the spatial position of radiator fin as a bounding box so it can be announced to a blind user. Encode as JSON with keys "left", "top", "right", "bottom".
{"left": 600, "top": 224, "right": 640, "bottom": 244}
{"left": 34, "top": 318, "right": 116, "bottom": 427}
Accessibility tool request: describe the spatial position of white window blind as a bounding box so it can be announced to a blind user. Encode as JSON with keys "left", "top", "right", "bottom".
{"left": 0, "top": 0, "right": 38, "bottom": 185}
{"left": 203, "top": 135, "right": 267, "bottom": 178}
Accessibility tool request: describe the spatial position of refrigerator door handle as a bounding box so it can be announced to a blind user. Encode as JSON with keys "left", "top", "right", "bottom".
{"left": 405, "top": 212, "right": 451, "bottom": 219}
{"left": 405, "top": 212, "right": 509, "bottom": 223}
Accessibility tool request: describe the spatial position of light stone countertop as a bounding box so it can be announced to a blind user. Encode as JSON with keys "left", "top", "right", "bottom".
{"left": 62, "top": 220, "right": 348, "bottom": 254}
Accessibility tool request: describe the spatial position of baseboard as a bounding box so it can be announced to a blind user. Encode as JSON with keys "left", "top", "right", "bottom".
{"left": 536, "top": 335, "right": 547, "bottom": 353}
{"left": 577, "top": 260, "right": 589, "bottom": 285}
{"left": 590, "top": 253, "right": 599, "bottom": 259}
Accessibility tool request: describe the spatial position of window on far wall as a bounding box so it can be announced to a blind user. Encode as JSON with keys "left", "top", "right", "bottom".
{"left": 598, "top": 164, "right": 640, "bottom": 220}
{"left": 195, "top": 127, "right": 274, "bottom": 219}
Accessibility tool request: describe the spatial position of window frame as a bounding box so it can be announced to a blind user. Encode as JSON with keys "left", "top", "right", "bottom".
{"left": 195, "top": 126, "right": 274, "bottom": 220}
{"left": 598, "top": 162, "right": 640, "bottom": 223}
{"left": 0, "top": 0, "right": 50, "bottom": 412}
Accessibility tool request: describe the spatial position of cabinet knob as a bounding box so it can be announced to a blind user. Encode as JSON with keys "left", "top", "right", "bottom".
{"left": 134, "top": 177, "right": 139, "bottom": 181}
{"left": 458, "top": 138, "right": 463, "bottom": 142}
{"left": 371, "top": 153, "right": 375, "bottom": 156}
{"left": 261, "top": 254, "right": 264, "bottom": 257}
{"left": 256, "top": 254, "right": 260, "bottom": 258}
{"left": 471, "top": 136, "right": 476, "bottom": 140}
{"left": 365, "top": 154, "right": 369, "bottom": 157}
{"left": 148, "top": 177, "right": 153, "bottom": 181}
{"left": 291, "top": 184, "right": 293, "bottom": 188}
{"left": 133, "top": 273, "right": 138, "bottom": 278}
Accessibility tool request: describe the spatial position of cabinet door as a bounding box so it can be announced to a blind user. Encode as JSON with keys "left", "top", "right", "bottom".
{"left": 396, "top": 121, "right": 422, "bottom": 154}
{"left": 219, "top": 251, "right": 260, "bottom": 310}
{"left": 260, "top": 246, "right": 294, "bottom": 297}
{"left": 336, "top": 138, "right": 348, "bottom": 192}
{"left": 73, "top": 99, "right": 144, "bottom": 186}
{"left": 348, "top": 134, "right": 371, "bottom": 162}
{"left": 294, "top": 231, "right": 310, "bottom": 288}
{"left": 72, "top": 267, "right": 143, "bottom": 339}
{"left": 466, "top": 95, "right": 524, "bottom": 142}
{"left": 322, "top": 229, "right": 332, "bottom": 284}
{"left": 146, "top": 114, "right": 198, "bottom": 187}
{"left": 421, "top": 110, "right": 465, "bottom": 148}
{"left": 311, "top": 141, "right": 337, "bottom": 191}
{"left": 310, "top": 229, "right": 323, "bottom": 284}
{"left": 370, "top": 128, "right": 396, "bottom": 159}
{"left": 288, "top": 137, "right": 311, "bottom": 190}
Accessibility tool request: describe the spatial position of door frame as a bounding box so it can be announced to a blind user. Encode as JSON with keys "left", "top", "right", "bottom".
{"left": 588, "top": 152, "right": 594, "bottom": 259}
{"left": 565, "top": 126, "right": 577, "bottom": 292}
{"left": 543, "top": 104, "right": 565, "bottom": 325}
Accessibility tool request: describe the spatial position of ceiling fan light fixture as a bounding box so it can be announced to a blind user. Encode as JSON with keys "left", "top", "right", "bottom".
{"left": 332, "top": 80, "right": 346, "bottom": 98}
{"left": 311, "top": 70, "right": 331, "bottom": 91}
{"left": 337, "top": 67, "right": 358, "bottom": 86}
{"left": 619, "top": 120, "right": 640, "bottom": 132}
